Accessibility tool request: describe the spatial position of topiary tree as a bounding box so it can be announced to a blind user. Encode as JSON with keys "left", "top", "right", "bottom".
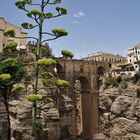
{"left": 61, "top": 50, "right": 74, "bottom": 59}
{"left": 3, "top": 0, "right": 71, "bottom": 139}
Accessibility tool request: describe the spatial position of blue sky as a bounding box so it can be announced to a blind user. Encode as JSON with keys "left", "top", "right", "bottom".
{"left": 1, "top": 0, "right": 140, "bottom": 58}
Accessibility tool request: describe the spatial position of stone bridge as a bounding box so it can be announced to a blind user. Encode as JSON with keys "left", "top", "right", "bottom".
{"left": 56, "top": 58, "right": 109, "bottom": 140}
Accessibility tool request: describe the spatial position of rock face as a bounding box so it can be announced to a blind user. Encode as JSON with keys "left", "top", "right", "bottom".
{"left": 99, "top": 87, "right": 140, "bottom": 139}
{"left": 0, "top": 85, "right": 73, "bottom": 140}
{"left": 0, "top": 94, "right": 9, "bottom": 140}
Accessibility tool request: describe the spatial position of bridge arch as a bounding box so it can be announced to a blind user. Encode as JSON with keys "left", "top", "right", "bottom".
{"left": 74, "top": 75, "right": 92, "bottom": 140}
{"left": 56, "top": 58, "right": 109, "bottom": 139}
{"left": 97, "top": 66, "right": 105, "bottom": 76}
{"left": 77, "top": 76, "right": 90, "bottom": 90}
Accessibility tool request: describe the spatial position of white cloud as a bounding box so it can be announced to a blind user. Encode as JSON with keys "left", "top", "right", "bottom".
{"left": 74, "top": 11, "right": 85, "bottom": 18}
{"left": 71, "top": 20, "right": 82, "bottom": 25}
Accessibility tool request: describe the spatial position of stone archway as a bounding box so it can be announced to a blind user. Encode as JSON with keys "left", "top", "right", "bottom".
{"left": 75, "top": 76, "right": 91, "bottom": 140}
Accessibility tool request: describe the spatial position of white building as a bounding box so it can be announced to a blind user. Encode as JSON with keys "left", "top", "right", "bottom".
{"left": 0, "top": 17, "right": 27, "bottom": 52}
{"left": 127, "top": 44, "right": 140, "bottom": 64}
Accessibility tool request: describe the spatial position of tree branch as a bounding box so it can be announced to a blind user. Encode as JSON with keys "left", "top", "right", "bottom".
{"left": 24, "top": 25, "right": 39, "bottom": 29}
{"left": 13, "top": 36, "right": 38, "bottom": 41}
{"left": 34, "top": 16, "right": 40, "bottom": 25}
{"left": 43, "top": 0, "right": 49, "bottom": 8}
{"left": 44, "top": 13, "right": 63, "bottom": 20}
{"left": 42, "top": 32, "right": 56, "bottom": 36}
{"left": 22, "top": 7, "right": 29, "bottom": 13}
{"left": 41, "top": 36, "right": 59, "bottom": 44}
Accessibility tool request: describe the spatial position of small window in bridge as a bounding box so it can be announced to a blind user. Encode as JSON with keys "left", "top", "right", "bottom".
{"left": 80, "top": 67, "right": 83, "bottom": 72}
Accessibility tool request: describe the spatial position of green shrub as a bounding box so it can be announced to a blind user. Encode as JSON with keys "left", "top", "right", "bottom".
{"left": 55, "top": 79, "right": 69, "bottom": 89}
{"left": 52, "top": 28, "right": 68, "bottom": 37}
{"left": 0, "top": 74, "right": 11, "bottom": 89}
{"left": 37, "top": 58, "right": 56, "bottom": 67}
{"left": 11, "top": 86, "right": 24, "bottom": 94}
{"left": 119, "top": 81, "right": 128, "bottom": 89}
{"left": 109, "top": 77, "right": 118, "bottom": 87}
{"left": 42, "top": 79, "right": 55, "bottom": 87}
{"left": 27, "top": 94, "right": 42, "bottom": 102}
{"left": 61, "top": 50, "right": 74, "bottom": 58}
{"left": 3, "top": 41, "right": 17, "bottom": 52}
{"left": 118, "top": 81, "right": 128, "bottom": 93}
{"left": 41, "top": 72, "right": 54, "bottom": 79}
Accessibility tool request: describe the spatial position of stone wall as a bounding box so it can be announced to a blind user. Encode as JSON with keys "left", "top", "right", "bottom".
{"left": 99, "top": 87, "right": 140, "bottom": 140}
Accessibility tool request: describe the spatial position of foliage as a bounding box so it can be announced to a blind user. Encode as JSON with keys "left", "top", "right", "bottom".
{"left": 28, "top": 43, "right": 53, "bottom": 58}
{"left": 11, "top": 86, "right": 24, "bottom": 94}
{"left": 27, "top": 9, "right": 43, "bottom": 18}
{"left": 118, "top": 81, "right": 128, "bottom": 93}
{"left": 27, "top": 94, "right": 42, "bottom": 102}
{"left": 119, "top": 81, "right": 128, "bottom": 89}
{"left": 3, "top": 41, "right": 18, "bottom": 52}
{"left": 52, "top": 28, "right": 68, "bottom": 37}
{"left": 109, "top": 77, "right": 118, "bottom": 87}
{"left": 37, "top": 58, "right": 56, "bottom": 67}
{"left": 0, "top": 58, "right": 27, "bottom": 85}
{"left": 55, "top": 7, "right": 67, "bottom": 15}
{"left": 0, "top": 74, "right": 11, "bottom": 89}
{"left": 42, "top": 79, "right": 55, "bottom": 87}
{"left": 104, "top": 76, "right": 123, "bottom": 88}
{"left": 41, "top": 72, "right": 54, "bottom": 79}
{"left": 61, "top": 50, "right": 74, "bottom": 58}
{"left": 14, "top": 0, "right": 69, "bottom": 139}
{"left": 4, "top": 29, "right": 16, "bottom": 37}
{"left": 42, "top": 97, "right": 53, "bottom": 104}
{"left": 55, "top": 79, "right": 69, "bottom": 89}
{"left": 21, "top": 22, "right": 33, "bottom": 29}
{"left": 2, "top": 58, "right": 17, "bottom": 66}
{"left": 17, "top": 54, "right": 35, "bottom": 63}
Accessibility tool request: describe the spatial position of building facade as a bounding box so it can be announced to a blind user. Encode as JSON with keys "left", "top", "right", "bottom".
{"left": 127, "top": 44, "right": 140, "bottom": 64}
{"left": 82, "top": 51, "right": 127, "bottom": 67}
{"left": 0, "top": 17, "right": 27, "bottom": 52}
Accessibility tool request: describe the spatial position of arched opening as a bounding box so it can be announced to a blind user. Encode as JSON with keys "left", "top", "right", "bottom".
{"left": 97, "top": 66, "right": 105, "bottom": 76}
{"left": 56, "top": 63, "right": 65, "bottom": 79}
{"left": 74, "top": 76, "right": 91, "bottom": 140}
{"left": 97, "top": 66, "right": 105, "bottom": 89}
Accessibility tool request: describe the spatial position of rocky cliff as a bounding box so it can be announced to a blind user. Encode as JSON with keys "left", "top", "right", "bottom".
{"left": 0, "top": 84, "right": 73, "bottom": 140}
{"left": 99, "top": 87, "right": 140, "bottom": 140}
